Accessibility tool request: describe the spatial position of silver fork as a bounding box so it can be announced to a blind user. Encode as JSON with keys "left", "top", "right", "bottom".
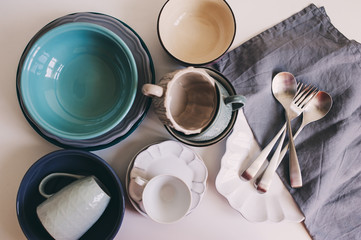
{"left": 255, "top": 83, "right": 319, "bottom": 193}
{"left": 287, "top": 83, "right": 319, "bottom": 188}
{"left": 240, "top": 83, "right": 318, "bottom": 182}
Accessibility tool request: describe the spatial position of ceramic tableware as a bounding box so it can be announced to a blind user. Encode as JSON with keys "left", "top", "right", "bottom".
{"left": 19, "top": 22, "right": 138, "bottom": 140}
{"left": 143, "top": 67, "right": 245, "bottom": 135}
{"left": 158, "top": 0, "right": 236, "bottom": 65}
{"left": 37, "top": 173, "right": 111, "bottom": 240}
{"left": 16, "top": 149, "right": 125, "bottom": 240}
{"left": 143, "top": 67, "right": 217, "bottom": 135}
{"left": 132, "top": 175, "right": 192, "bottom": 224}
{"left": 126, "top": 140, "right": 207, "bottom": 216}
{"left": 215, "top": 111, "right": 305, "bottom": 222}
{"left": 16, "top": 12, "right": 154, "bottom": 150}
{"left": 165, "top": 68, "right": 239, "bottom": 146}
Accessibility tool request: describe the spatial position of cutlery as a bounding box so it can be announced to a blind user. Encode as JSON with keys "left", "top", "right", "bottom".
{"left": 254, "top": 91, "right": 332, "bottom": 192}
{"left": 279, "top": 91, "right": 332, "bottom": 165}
{"left": 240, "top": 72, "right": 297, "bottom": 181}
{"left": 240, "top": 75, "right": 320, "bottom": 182}
{"left": 256, "top": 85, "right": 319, "bottom": 193}
{"left": 287, "top": 83, "right": 319, "bottom": 188}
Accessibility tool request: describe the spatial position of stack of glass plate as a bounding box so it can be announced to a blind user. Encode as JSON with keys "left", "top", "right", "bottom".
{"left": 16, "top": 12, "right": 155, "bottom": 150}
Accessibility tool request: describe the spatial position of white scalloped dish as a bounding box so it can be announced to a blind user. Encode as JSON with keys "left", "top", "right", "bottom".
{"left": 126, "top": 140, "right": 208, "bottom": 216}
{"left": 216, "top": 110, "right": 305, "bottom": 222}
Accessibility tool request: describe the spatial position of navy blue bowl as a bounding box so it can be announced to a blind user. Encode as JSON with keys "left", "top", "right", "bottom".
{"left": 16, "top": 149, "right": 125, "bottom": 240}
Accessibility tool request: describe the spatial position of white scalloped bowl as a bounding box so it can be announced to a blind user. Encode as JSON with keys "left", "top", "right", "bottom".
{"left": 215, "top": 111, "right": 305, "bottom": 222}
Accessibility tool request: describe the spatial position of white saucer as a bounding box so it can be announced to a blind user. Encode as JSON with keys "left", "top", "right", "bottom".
{"left": 215, "top": 110, "right": 305, "bottom": 222}
{"left": 126, "top": 140, "right": 208, "bottom": 217}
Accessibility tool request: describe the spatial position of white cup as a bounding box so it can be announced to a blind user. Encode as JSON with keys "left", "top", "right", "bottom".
{"left": 36, "top": 173, "right": 111, "bottom": 240}
{"left": 134, "top": 175, "right": 192, "bottom": 224}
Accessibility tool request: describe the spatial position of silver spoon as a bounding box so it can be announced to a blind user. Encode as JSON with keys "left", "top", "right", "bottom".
{"left": 256, "top": 72, "right": 298, "bottom": 193}
{"left": 240, "top": 72, "right": 297, "bottom": 181}
{"left": 255, "top": 91, "right": 332, "bottom": 191}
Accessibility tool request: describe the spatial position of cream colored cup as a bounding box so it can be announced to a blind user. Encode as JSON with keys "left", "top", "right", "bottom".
{"left": 142, "top": 67, "right": 246, "bottom": 135}
{"left": 134, "top": 175, "right": 192, "bottom": 224}
{"left": 36, "top": 173, "right": 111, "bottom": 240}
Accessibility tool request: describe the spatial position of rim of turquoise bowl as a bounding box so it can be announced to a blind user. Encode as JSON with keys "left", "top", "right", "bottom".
{"left": 20, "top": 22, "right": 138, "bottom": 140}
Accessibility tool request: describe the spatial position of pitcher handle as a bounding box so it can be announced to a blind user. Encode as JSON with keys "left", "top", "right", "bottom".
{"left": 39, "top": 173, "right": 84, "bottom": 198}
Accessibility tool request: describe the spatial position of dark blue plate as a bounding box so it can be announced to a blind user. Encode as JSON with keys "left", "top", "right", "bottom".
{"left": 16, "top": 149, "right": 125, "bottom": 240}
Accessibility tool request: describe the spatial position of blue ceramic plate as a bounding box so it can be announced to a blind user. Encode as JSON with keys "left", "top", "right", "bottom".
{"left": 16, "top": 12, "right": 155, "bottom": 150}
{"left": 165, "top": 67, "right": 238, "bottom": 147}
{"left": 16, "top": 149, "right": 125, "bottom": 240}
{"left": 20, "top": 22, "right": 138, "bottom": 140}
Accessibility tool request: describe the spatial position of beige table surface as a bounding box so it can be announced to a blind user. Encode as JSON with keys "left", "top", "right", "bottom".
{"left": 1, "top": 0, "right": 360, "bottom": 239}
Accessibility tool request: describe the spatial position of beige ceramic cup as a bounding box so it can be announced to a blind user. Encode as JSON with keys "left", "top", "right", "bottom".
{"left": 142, "top": 67, "right": 245, "bottom": 135}
{"left": 36, "top": 173, "right": 111, "bottom": 240}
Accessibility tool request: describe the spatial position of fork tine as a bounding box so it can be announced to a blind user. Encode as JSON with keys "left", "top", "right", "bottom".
{"left": 294, "top": 83, "right": 317, "bottom": 105}
{"left": 296, "top": 90, "right": 313, "bottom": 107}
{"left": 294, "top": 83, "right": 313, "bottom": 100}
{"left": 299, "top": 89, "right": 319, "bottom": 108}
{"left": 294, "top": 82, "right": 304, "bottom": 98}
{"left": 294, "top": 86, "right": 314, "bottom": 104}
{"left": 293, "top": 84, "right": 304, "bottom": 102}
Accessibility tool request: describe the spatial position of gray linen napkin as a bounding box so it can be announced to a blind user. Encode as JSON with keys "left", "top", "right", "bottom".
{"left": 211, "top": 4, "right": 361, "bottom": 240}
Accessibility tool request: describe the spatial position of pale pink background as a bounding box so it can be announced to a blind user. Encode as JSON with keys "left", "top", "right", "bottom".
{"left": 1, "top": 0, "right": 360, "bottom": 239}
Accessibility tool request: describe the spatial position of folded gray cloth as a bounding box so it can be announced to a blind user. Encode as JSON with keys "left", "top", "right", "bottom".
{"left": 211, "top": 4, "right": 361, "bottom": 240}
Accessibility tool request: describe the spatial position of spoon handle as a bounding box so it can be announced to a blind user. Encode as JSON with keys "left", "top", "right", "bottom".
{"left": 278, "top": 123, "right": 305, "bottom": 166}
{"left": 286, "top": 115, "right": 302, "bottom": 188}
{"left": 253, "top": 122, "right": 306, "bottom": 189}
{"left": 256, "top": 128, "right": 287, "bottom": 193}
{"left": 240, "top": 123, "right": 286, "bottom": 181}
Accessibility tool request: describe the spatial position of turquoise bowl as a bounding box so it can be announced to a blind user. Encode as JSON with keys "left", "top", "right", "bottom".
{"left": 20, "top": 22, "right": 138, "bottom": 140}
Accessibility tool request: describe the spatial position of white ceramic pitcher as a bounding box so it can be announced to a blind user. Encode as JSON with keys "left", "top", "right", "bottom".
{"left": 36, "top": 173, "right": 111, "bottom": 240}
